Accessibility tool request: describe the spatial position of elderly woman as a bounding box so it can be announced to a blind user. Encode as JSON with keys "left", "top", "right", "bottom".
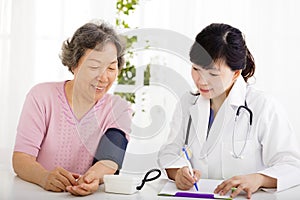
{"left": 12, "top": 20, "right": 132, "bottom": 196}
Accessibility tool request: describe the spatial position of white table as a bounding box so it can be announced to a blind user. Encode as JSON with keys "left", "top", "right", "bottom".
{"left": 1, "top": 169, "right": 300, "bottom": 200}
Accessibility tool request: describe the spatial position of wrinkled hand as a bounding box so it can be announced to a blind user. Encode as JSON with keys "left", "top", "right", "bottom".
{"left": 41, "top": 167, "right": 79, "bottom": 192}
{"left": 174, "top": 166, "right": 201, "bottom": 190}
{"left": 66, "top": 170, "right": 100, "bottom": 196}
{"left": 214, "top": 174, "right": 263, "bottom": 199}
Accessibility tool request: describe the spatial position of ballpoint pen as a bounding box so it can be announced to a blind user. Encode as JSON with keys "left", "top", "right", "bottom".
{"left": 182, "top": 147, "right": 199, "bottom": 191}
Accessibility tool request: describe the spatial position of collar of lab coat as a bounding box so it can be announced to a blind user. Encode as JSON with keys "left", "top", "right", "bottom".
{"left": 226, "top": 75, "right": 247, "bottom": 109}
{"left": 189, "top": 94, "right": 210, "bottom": 148}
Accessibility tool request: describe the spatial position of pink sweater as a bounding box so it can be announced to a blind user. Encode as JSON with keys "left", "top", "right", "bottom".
{"left": 14, "top": 81, "right": 132, "bottom": 175}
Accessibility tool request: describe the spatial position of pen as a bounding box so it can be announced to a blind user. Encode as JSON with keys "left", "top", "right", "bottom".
{"left": 182, "top": 147, "right": 199, "bottom": 191}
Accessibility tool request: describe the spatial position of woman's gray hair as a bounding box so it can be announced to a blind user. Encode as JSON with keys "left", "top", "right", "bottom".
{"left": 60, "top": 20, "right": 125, "bottom": 74}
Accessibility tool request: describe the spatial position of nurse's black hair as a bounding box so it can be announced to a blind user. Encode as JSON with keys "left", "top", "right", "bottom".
{"left": 189, "top": 23, "right": 255, "bottom": 83}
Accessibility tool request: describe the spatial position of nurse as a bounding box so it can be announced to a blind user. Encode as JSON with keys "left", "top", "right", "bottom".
{"left": 157, "top": 23, "right": 300, "bottom": 199}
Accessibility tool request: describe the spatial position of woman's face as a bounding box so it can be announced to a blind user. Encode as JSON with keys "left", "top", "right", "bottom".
{"left": 72, "top": 42, "right": 118, "bottom": 103}
{"left": 191, "top": 60, "right": 240, "bottom": 99}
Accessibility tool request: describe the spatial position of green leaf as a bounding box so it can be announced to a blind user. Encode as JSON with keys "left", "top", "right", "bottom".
{"left": 144, "top": 64, "right": 151, "bottom": 86}
{"left": 114, "top": 92, "right": 136, "bottom": 104}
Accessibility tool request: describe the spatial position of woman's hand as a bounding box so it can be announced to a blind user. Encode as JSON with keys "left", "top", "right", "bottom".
{"left": 66, "top": 170, "right": 100, "bottom": 196}
{"left": 41, "top": 167, "right": 80, "bottom": 192}
{"left": 214, "top": 173, "right": 276, "bottom": 199}
{"left": 12, "top": 152, "right": 79, "bottom": 192}
{"left": 66, "top": 160, "right": 118, "bottom": 196}
{"left": 174, "top": 166, "right": 201, "bottom": 190}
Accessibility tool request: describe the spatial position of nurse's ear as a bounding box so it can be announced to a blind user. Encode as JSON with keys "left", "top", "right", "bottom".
{"left": 232, "top": 70, "right": 242, "bottom": 82}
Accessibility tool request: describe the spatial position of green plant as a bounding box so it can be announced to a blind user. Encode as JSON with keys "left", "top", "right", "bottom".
{"left": 117, "top": 35, "right": 137, "bottom": 85}
{"left": 115, "top": 0, "right": 151, "bottom": 105}
{"left": 116, "top": 0, "right": 139, "bottom": 28}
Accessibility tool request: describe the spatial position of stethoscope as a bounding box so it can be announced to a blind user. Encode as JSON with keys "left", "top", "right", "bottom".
{"left": 136, "top": 169, "right": 161, "bottom": 190}
{"left": 184, "top": 99, "right": 253, "bottom": 159}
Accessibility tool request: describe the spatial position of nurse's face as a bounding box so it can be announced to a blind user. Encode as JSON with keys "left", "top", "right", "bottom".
{"left": 72, "top": 42, "right": 118, "bottom": 103}
{"left": 191, "top": 60, "right": 240, "bottom": 99}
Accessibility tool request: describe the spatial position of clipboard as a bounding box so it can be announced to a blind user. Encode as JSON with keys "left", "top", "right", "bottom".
{"left": 158, "top": 179, "right": 232, "bottom": 199}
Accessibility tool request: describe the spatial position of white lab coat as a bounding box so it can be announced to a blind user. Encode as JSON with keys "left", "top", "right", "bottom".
{"left": 158, "top": 76, "right": 300, "bottom": 191}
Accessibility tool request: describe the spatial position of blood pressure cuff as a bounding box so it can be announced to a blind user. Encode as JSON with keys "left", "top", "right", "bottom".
{"left": 93, "top": 128, "right": 128, "bottom": 171}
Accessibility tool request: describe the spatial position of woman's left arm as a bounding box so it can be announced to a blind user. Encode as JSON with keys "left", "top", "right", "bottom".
{"left": 67, "top": 128, "right": 128, "bottom": 196}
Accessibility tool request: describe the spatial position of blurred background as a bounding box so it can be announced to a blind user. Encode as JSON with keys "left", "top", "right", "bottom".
{"left": 1, "top": 0, "right": 300, "bottom": 173}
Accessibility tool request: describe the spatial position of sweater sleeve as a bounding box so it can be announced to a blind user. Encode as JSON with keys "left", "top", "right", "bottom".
{"left": 106, "top": 95, "right": 133, "bottom": 140}
{"left": 14, "top": 86, "right": 47, "bottom": 157}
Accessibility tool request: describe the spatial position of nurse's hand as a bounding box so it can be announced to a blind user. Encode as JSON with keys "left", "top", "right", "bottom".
{"left": 214, "top": 173, "right": 276, "bottom": 199}
{"left": 175, "top": 166, "right": 201, "bottom": 190}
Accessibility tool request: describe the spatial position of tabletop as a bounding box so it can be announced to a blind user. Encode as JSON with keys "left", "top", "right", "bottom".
{"left": 1, "top": 168, "right": 300, "bottom": 200}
